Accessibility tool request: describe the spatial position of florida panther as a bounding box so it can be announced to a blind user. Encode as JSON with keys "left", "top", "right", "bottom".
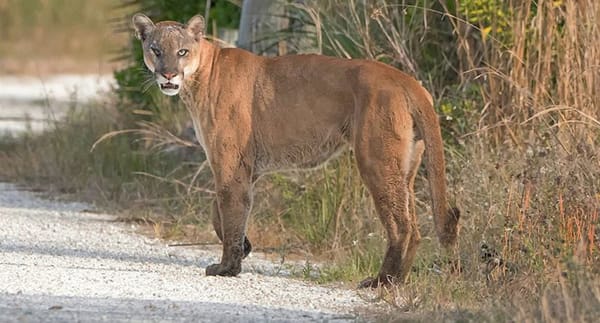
{"left": 132, "top": 13, "right": 459, "bottom": 287}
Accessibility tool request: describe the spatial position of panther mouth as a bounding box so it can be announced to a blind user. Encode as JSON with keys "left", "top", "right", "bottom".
{"left": 160, "top": 83, "right": 179, "bottom": 90}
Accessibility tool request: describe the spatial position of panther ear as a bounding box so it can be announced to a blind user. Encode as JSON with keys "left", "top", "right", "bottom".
{"left": 186, "top": 15, "right": 205, "bottom": 41}
{"left": 132, "top": 13, "right": 155, "bottom": 41}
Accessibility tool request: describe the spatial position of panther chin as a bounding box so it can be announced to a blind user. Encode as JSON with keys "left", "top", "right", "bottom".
{"left": 159, "top": 81, "right": 181, "bottom": 96}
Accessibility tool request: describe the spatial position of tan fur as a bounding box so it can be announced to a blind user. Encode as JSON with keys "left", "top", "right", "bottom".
{"left": 133, "top": 14, "right": 459, "bottom": 286}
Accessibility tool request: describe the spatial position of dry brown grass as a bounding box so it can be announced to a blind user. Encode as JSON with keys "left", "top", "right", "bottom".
{"left": 288, "top": 0, "right": 600, "bottom": 319}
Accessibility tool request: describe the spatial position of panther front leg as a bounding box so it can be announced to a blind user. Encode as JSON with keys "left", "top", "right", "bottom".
{"left": 211, "top": 199, "right": 252, "bottom": 259}
{"left": 205, "top": 166, "right": 253, "bottom": 277}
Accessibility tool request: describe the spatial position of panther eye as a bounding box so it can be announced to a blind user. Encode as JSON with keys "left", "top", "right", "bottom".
{"left": 177, "top": 49, "right": 189, "bottom": 57}
{"left": 151, "top": 47, "right": 161, "bottom": 57}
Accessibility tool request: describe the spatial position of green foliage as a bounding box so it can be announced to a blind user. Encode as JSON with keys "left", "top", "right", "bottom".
{"left": 136, "top": 0, "right": 240, "bottom": 30}
{"left": 252, "top": 151, "right": 385, "bottom": 282}
{"left": 458, "top": 0, "right": 512, "bottom": 44}
{"left": 438, "top": 83, "right": 481, "bottom": 147}
{"left": 317, "top": 238, "right": 383, "bottom": 283}
{"left": 267, "top": 153, "right": 379, "bottom": 251}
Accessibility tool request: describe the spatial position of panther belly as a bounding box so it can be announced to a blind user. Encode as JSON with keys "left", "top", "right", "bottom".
{"left": 255, "top": 140, "right": 348, "bottom": 176}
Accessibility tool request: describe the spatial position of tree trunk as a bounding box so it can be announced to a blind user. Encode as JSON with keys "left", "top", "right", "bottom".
{"left": 237, "top": 0, "right": 286, "bottom": 55}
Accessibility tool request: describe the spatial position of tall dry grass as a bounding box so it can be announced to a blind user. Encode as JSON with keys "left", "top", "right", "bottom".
{"left": 286, "top": 0, "right": 600, "bottom": 317}
{"left": 454, "top": 0, "right": 600, "bottom": 145}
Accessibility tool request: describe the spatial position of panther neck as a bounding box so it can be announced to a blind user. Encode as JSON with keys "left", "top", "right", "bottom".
{"left": 181, "top": 39, "right": 220, "bottom": 106}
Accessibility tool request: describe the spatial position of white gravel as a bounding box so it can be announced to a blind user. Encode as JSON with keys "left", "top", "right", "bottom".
{"left": 0, "top": 183, "right": 386, "bottom": 322}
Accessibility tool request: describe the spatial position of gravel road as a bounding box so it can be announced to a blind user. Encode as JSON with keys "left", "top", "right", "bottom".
{"left": 0, "top": 183, "right": 387, "bottom": 322}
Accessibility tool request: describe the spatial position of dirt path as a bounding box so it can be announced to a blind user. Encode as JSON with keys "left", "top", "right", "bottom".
{"left": 0, "top": 183, "right": 386, "bottom": 322}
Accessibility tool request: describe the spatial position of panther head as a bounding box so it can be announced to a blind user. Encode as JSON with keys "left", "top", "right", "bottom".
{"left": 132, "top": 14, "right": 205, "bottom": 96}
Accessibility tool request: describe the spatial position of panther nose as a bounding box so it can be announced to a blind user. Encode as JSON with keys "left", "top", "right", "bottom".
{"left": 162, "top": 72, "right": 177, "bottom": 80}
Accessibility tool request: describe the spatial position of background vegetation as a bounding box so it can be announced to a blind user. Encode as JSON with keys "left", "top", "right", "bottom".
{"left": 0, "top": 0, "right": 126, "bottom": 74}
{"left": 1, "top": 0, "right": 598, "bottom": 321}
